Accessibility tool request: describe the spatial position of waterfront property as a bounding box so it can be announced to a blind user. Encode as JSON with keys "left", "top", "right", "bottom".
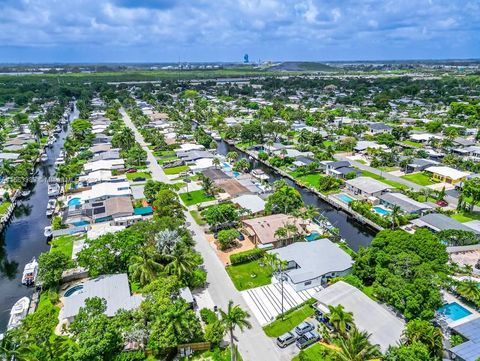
{"left": 378, "top": 192, "right": 434, "bottom": 215}
{"left": 449, "top": 317, "right": 480, "bottom": 361}
{"left": 269, "top": 240, "right": 353, "bottom": 291}
{"left": 313, "top": 281, "right": 405, "bottom": 352}
{"left": 411, "top": 213, "right": 480, "bottom": 234}
{"left": 345, "top": 176, "right": 392, "bottom": 199}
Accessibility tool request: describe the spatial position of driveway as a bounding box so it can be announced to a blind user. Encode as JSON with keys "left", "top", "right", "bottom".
{"left": 120, "top": 108, "right": 282, "bottom": 361}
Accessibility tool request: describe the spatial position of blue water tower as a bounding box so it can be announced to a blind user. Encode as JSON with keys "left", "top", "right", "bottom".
{"left": 243, "top": 54, "right": 249, "bottom": 64}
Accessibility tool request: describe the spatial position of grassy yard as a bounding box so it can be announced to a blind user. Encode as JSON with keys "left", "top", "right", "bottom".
{"left": 126, "top": 171, "right": 152, "bottom": 180}
{"left": 179, "top": 190, "right": 215, "bottom": 206}
{"left": 451, "top": 212, "right": 480, "bottom": 223}
{"left": 0, "top": 201, "right": 12, "bottom": 216}
{"left": 50, "top": 235, "right": 77, "bottom": 258}
{"left": 401, "top": 140, "right": 423, "bottom": 148}
{"left": 338, "top": 242, "right": 356, "bottom": 258}
{"left": 292, "top": 343, "right": 335, "bottom": 361}
{"left": 295, "top": 173, "right": 322, "bottom": 188}
{"left": 361, "top": 170, "right": 407, "bottom": 190}
{"left": 190, "top": 210, "right": 206, "bottom": 225}
{"left": 226, "top": 259, "right": 272, "bottom": 291}
{"left": 401, "top": 172, "right": 436, "bottom": 186}
{"left": 163, "top": 165, "right": 190, "bottom": 175}
{"left": 263, "top": 303, "right": 315, "bottom": 337}
{"left": 323, "top": 140, "right": 335, "bottom": 147}
{"left": 157, "top": 156, "right": 177, "bottom": 165}
{"left": 187, "top": 347, "right": 242, "bottom": 361}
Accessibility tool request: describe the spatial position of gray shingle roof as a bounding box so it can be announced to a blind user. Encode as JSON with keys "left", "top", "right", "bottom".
{"left": 450, "top": 318, "right": 480, "bottom": 361}
{"left": 379, "top": 192, "right": 432, "bottom": 213}
{"left": 412, "top": 213, "right": 479, "bottom": 234}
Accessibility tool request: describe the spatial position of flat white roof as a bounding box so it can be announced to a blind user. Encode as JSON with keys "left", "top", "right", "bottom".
{"left": 84, "top": 159, "right": 124, "bottom": 173}
{"left": 232, "top": 194, "right": 265, "bottom": 213}
{"left": 426, "top": 166, "right": 469, "bottom": 180}
{"left": 75, "top": 181, "right": 131, "bottom": 202}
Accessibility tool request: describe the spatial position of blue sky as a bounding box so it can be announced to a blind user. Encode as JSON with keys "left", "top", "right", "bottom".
{"left": 0, "top": 0, "right": 479, "bottom": 63}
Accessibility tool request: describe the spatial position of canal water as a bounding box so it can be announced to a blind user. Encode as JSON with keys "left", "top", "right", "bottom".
{"left": 0, "top": 107, "right": 77, "bottom": 331}
{"left": 216, "top": 140, "right": 376, "bottom": 251}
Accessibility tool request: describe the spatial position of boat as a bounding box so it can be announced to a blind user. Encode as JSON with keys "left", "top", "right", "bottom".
{"left": 21, "top": 189, "right": 31, "bottom": 197}
{"left": 48, "top": 183, "right": 61, "bottom": 197}
{"left": 46, "top": 208, "right": 54, "bottom": 217}
{"left": 44, "top": 226, "right": 53, "bottom": 238}
{"left": 251, "top": 168, "right": 269, "bottom": 181}
{"left": 211, "top": 132, "right": 221, "bottom": 141}
{"left": 7, "top": 297, "right": 30, "bottom": 330}
{"left": 21, "top": 258, "right": 38, "bottom": 286}
{"left": 40, "top": 153, "right": 48, "bottom": 162}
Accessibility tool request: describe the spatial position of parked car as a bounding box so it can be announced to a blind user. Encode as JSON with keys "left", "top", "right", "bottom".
{"left": 296, "top": 331, "right": 320, "bottom": 349}
{"left": 126, "top": 168, "right": 137, "bottom": 173}
{"left": 294, "top": 321, "right": 315, "bottom": 336}
{"left": 276, "top": 331, "right": 297, "bottom": 348}
{"left": 238, "top": 232, "right": 245, "bottom": 241}
{"left": 436, "top": 199, "right": 448, "bottom": 207}
{"left": 133, "top": 177, "right": 146, "bottom": 182}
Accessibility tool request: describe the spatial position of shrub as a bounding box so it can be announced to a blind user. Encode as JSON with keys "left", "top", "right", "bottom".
{"left": 230, "top": 247, "right": 269, "bottom": 265}
{"left": 200, "top": 308, "right": 218, "bottom": 325}
{"left": 217, "top": 228, "right": 239, "bottom": 250}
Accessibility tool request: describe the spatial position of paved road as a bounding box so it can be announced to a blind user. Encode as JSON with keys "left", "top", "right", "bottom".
{"left": 120, "top": 108, "right": 282, "bottom": 361}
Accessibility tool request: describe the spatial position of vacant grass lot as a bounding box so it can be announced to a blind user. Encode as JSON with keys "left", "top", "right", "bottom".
{"left": 263, "top": 303, "right": 315, "bottom": 337}
{"left": 361, "top": 170, "right": 407, "bottom": 190}
{"left": 226, "top": 259, "right": 272, "bottom": 291}
{"left": 163, "top": 165, "right": 189, "bottom": 175}
{"left": 50, "top": 235, "right": 77, "bottom": 258}
{"left": 401, "top": 172, "right": 436, "bottom": 186}
{"left": 126, "top": 171, "right": 152, "bottom": 180}
{"left": 179, "top": 190, "right": 215, "bottom": 206}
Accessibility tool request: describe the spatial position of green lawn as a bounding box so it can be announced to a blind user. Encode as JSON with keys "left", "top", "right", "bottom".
{"left": 356, "top": 159, "right": 367, "bottom": 164}
{"left": 190, "top": 210, "right": 206, "bottom": 225}
{"left": 296, "top": 173, "right": 322, "bottom": 188}
{"left": 187, "top": 347, "right": 242, "bottom": 361}
{"left": 179, "top": 190, "right": 215, "bottom": 206}
{"left": 338, "top": 242, "right": 356, "bottom": 258}
{"left": 163, "top": 165, "right": 190, "bottom": 175}
{"left": 292, "top": 343, "right": 335, "bottom": 361}
{"left": 126, "top": 171, "right": 152, "bottom": 180}
{"left": 0, "top": 201, "right": 12, "bottom": 216}
{"left": 401, "top": 140, "right": 423, "bottom": 148}
{"left": 323, "top": 140, "right": 335, "bottom": 147}
{"left": 157, "top": 156, "right": 177, "bottom": 165}
{"left": 226, "top": 259, "right": 272, "bottom": 291}
{"left": 50, "top": 235, "right": 77, "bottom": 258}
{"left": 361, "top": 170, "right": 407, "bottom": 190}
{"left": 263, "top": 303, "right": 315, "bottom": 337}
{"left": 401, "top": 172, "right": 435, "bottom": 186}
{"left": 451, "top": 212, "right": 480, "bottom": 223}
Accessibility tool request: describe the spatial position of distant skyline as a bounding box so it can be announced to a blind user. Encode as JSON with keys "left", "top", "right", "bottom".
{"left": 1, "top": 0, "right": 479, "bottom": 63}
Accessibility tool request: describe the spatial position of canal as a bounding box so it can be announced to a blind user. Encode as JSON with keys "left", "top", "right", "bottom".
{"left": 0, "top": 107, "right": 77, "bottom": 331}
{"left": 216, "top": 140, "right": 376, "bottom": 252}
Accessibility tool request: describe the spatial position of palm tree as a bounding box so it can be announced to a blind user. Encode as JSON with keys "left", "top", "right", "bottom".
{"left": 128, "top": 251, "right": 163, "bottom": 286}
{"left": 0, "top": 159, "right": 14, "bottom": 178}
{"left": 300, "top": 205, "right": 319, "bottom": 221}
{"left": 213, "top": 157, "right": 221, "bottom": 169}
{"left": 327, "top": 304, "right": 354, "bottom": 336}
{"left": 226, "top": 151, "right": 238, "bottom": 164}
{"left": 389, "top": 205, "right": 401, "bottom": 229}
{"left": 274, "top": 222, "right": 299, "bottom": 244}
{"left": 201, "top": 175, "right": 216, "bottom": 197}
{"left": 155, "top": 229, "right": 182, "bottom": 255}
{"left": 334, "top": 328, "right": 381, "bottom": 361}
{"left": 164, "top": 246, "right": 198, "bottom": 281}
{"left": 457, "top": 280, "right": 480, "bottom": 302}
{"left": 220, "top": 300, "right": 252, "bottom": 361}
{"left": 28, "top": 117, "right": 43, "bottom": 143}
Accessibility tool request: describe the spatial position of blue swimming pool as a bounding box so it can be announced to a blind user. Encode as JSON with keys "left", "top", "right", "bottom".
{"left": 338, "top": 194, "right": 354, "bottom": 203}
{"left": 233, "top": 171, "right": 240, "bottom": 177}
{"left": 372, "top": 206, "right": 392, "bottom": 216}
{"left": 438, "top": 302, "right": 472, "bottom": 322}
{"left": 305, "top": 232, "right": 320, "bottom": 241}
{"left": 68, "top": 197, "right": 81, "bottom": 206}
{"left": 222, "top": 162, "right": 230, "bottom": 169}
{"left": 64, "top": 284, "right": 84, "bottom": 297}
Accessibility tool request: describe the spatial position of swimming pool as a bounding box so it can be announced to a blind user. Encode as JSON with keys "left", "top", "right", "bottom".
{"left": 222, "top": 162, "right": 231, "bottom": 169}
{"left": 372, "top": 206, "right": 392, "bottom": 216}
{"left": 64, "top": 284, "right": 84, "bottom": 297}
{"left": 304, "top": 232, "right": 320, "bottom": 241}
{"left": 233, "top": 171, "right": 240, "bottom": 177}
{"left": 437, "top": 302, "right": 472, "bottom": 322}
{"left": 68, "top": 197, "right": 81, "bottom": 206}
{"left": 338, "top": 194, "right": 354, "bottom": 203}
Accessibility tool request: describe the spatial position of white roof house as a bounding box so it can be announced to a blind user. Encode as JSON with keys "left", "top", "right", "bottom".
{"left": 71, "top": 181, "right": 131, "bottom": 204}
{"left": 61, "top": 274, "right": 143, "bottom": 322}
{"left": 313, "top": 281, "right": 405, "bottom": 352}
{"left": 426, "top": 166, "right": 469, "bottom": 181}
{"left": 179, "top": 143, "right": 205, "bottom": 152}
{"left": 345, "top": 176, "right": 391, "bottom": 197}
{"left": 78, "top": 170, "right": 114, "bottom": 185}
{"left": 84, "top": 159, "right": 125, "bottom": 173}
{"left": 232, "top": 194, "right": 266, "bottom": 214}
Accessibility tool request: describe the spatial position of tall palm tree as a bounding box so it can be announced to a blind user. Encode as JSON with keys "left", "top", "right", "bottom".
{"left": 155, "top": 229, "right": 182, "bottom": 255}
{"left": 301, "top": 205, "right": 320, "bottom": 221}
{"left": 226, "top": 151, "right": 238, "bottom": 164}
{"left": 334, "top": 328, "right": 381, "bottom": 361}
{"left": 327, "top": 304, "right": 354, "bottom": 336}
{"left": 128, "top": 251, "right": 163, "bottom": 286}
{"left": 457, "top": 280, "right": 480, "bottom": 303}
{"left": 28, "top": 117, "right": 43, "bottom": 143}
{"left": 274, "top": 222, "right": 299, "bottom": 244}
{"left": 389, "top": 205, "right": 401, "bottom": 229}
{"left": 220, "top": 300, "right": 252, "bottom": 361}
{"left": 164, "top": 246, "right": 197, "bottom": 281}
{"left": 0, "top": 159, "right": 14, "bottom": 178}
{"left": 212, "top": 157, "right": 221, "bottom": 169}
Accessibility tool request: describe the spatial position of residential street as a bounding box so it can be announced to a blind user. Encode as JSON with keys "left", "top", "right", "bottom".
{"left": 120, "top": 108, "right": 282, "bottom": 361}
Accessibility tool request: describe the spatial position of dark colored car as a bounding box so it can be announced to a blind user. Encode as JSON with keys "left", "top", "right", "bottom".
{"left": 126, "top": 168, "right": 137, "bottom": 173}
{"left": 436, "top": 199, "right": 448, "bottom": 207}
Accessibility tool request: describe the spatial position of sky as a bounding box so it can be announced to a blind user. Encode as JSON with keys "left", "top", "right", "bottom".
{"left": 0, "top": 0, "right": 479, "bottom": 63}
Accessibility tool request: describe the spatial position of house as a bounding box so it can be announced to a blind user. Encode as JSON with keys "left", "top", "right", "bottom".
{"left": 78, "top": 170, "right": 127, "bottom": 186}
{"left": 176, "top": 150, "right": 215, "bottom": 163}
{"left": 178, "top": 143, "right": 204, "bottom": 152}
{"left": 64, "top": 196, "right": 134, "bottom": 225}
{"left": 61, "top": 274, "right": 143, "bottom": 324}
{"left": 269, "top": 240, "right": 353, "bottom": 291}
{"left": 90, "top": 143, "right": 112, "bottom": 154}
{"left": 425, "top": 166, "right": 469, "bottom": 184}
{"left": 409, "top": 133, "right": 442, "bottom": 143}
{"left": 366, "top": 122, "right": 392, "bottom": 135}
{"left": 321, "top": 161, "right": 361, "bottom": 179}
{"left": 313, "top": 281, "right": 405, "bottom": 352}
{"left": 345, "top": 177, "right": 391, "bottom": 198}
{"left": 411, "top": 213, "right": 480, "bottom": 234}
{"left": 0, "top": 152, "right": 21, "bottom": 163}
{"left": 294, "top": 156, "right": 317, "bottom": 167}
{"left": 70, "top": 181, "right": 131, "bottom": 204}
{"left": 83, "top": 159, "right": 125, "bottom": 174}
{"left": 231, "top": 194, "right": 266, "bottom": 215}
{"left": 449, "top": 317, "right": 480, "bottom": 361}
{"left": 92, "top": 134, "right": 112, "bottom": 144}
{"left": 92, "top": 150, "right": 121, "bottom": 161}
{"left": 201, "top": 168, "right": 230, "bottom": 181}
{"left": 378, "top": 192, "right": 434, "bottom": 215}
{"left": 353, "top": 141, "right": 387, "bottom": 153}
{"left": 215, "top": 178, "right": 250, "bottom": 197}
{"left": 453, "top": 137, "right": 476, "bottom": 148}
{"left": 405, "top": 158, "right": 439, "bottom": 173}
{"left": 242, "top": 214, "right": 307, "bottom": 248}
{"left": 453, "top": 146, "right": 480, "bottom": 161}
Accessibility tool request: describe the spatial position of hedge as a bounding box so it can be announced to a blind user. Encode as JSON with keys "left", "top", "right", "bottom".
{"left": 229, "top": 247, "right": 271, "bottom": 265}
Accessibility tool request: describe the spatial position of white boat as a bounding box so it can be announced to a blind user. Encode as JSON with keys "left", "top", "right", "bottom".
{"left": 211, "top": 132, "right": 221, "bottom": 141}
{"left": 21, "top": 189, "right": 31, "bottom": 197}
{"left": 40, "top": 153, "right": 48, "bottom": 162}
{"left": 22, "top": 258, "right": 38, "bottom": 286}
{"left": 251, "top": 168, "right": 269, "bottom": 181}
{"left": 46, "top": 209, "right": 54, "bottom": 217}
{"left": 54, "top": 157, "right": 65, "bottom": 166}
{"left": 48, "top": 183, "right": 61, "bottom": 197}
{"left": 44, "top": 226, "right": 53, "bottom": 238}
{"left": 7, "top": 297, "right": 30, "bottom": 330}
